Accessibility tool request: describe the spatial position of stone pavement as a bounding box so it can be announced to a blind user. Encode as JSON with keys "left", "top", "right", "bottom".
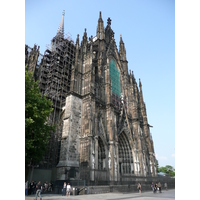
{"left": 25, "top": 189, "right": 175, "bottom": 200}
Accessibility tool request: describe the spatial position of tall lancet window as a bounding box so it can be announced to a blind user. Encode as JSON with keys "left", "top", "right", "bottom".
{"left": 109, "top": 59, "right": 121, "bottom": 110}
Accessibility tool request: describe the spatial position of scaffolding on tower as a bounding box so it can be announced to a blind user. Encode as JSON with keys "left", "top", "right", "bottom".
{"left": 37, "top": 29, "right": 76, "bottom": 168}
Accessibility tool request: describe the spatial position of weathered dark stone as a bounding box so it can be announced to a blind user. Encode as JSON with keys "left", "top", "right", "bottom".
{"left": 25, "top": 11, "right": 158, "bottom": 183}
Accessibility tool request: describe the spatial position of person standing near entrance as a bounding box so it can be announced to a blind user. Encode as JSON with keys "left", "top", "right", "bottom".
{"left": 62, "top": 182, "right": 66, "bottom": 196}
{"left": 35, "top": 181, "right": 42, "bottom": 200}
{"left": 66, "top": 183, "right": 71, "bottom": 196}
{"left": 154, "top": 182, "right": 158, "bottom": 193}
{"left": 158, "top": 182, "right": 162, "bottom": 193}
{"left": 25, "top": 180, "right": 28, "bottom": 195}
{"left": 151, "top": 182, "right": 154, "bottom": 193}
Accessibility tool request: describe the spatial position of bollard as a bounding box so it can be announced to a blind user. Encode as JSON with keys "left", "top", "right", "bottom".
{"left": 85, "top": 187, "right": 87, "bottom": 194}
{"left": 73, "top": 187, "right": 75, "bottom": 195}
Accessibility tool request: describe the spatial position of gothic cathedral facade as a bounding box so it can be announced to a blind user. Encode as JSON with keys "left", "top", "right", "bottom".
{"left": 26, "top": 11, "right": 157, "bottom": 182}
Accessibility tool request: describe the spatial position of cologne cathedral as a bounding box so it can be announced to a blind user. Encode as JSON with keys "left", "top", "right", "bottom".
{"left": 25, "top": 11, "right": 157, "bottom": 183}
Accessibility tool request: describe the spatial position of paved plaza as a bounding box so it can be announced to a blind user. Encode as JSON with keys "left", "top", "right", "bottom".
{"left": 25, "top": 189, "right": 175, "bottom": 200}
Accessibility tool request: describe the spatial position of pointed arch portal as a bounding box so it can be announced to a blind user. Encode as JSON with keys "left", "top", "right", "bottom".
{"left": 118, "top": 132, "right": 134, "bottom": 175}
{"left": 98, "top": 136, "right": 106, "bottom": 170}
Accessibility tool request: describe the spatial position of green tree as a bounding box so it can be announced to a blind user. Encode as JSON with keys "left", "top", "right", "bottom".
{"left": 158, "top": 165, "right": 175, "bottom": 177}
{"left": 165, "top": 165, "right": 175, "bottom": 177}
{"left": 25, "top": 66, "right": 55, "bottom": 166}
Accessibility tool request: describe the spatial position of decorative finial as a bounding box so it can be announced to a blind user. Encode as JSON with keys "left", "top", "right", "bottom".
{"left": 76, "top": 34, "right": 79, "bottom": 45}
{"left": 107, "top": 17, "right": 111, "bottom": 26}
{"left": 120, "top": 34, "right": 123, "bottom": 42}
{"left": 56, "top": 10, "right": 65, "bottom": 37}
{"left": 83, "top": 28, "right": 87, "bottom": 40}
{"left": 139, "top": 78, "right": 142, "bottom": 88}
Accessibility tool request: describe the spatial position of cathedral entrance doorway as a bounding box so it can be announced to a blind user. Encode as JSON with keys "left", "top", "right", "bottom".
{"left": 92, "top": 136, "right": 108, "bottom": 182}
{"left": 98, "top": 136, "right": 106, "bottom": 170}
{"left": 118, "top": 132, "right": 133, "bottom": 175}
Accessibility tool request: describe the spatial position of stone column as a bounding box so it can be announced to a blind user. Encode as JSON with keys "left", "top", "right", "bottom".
{"left": 115, "top": 141, "right": 119, "bottom": 181}
{"left": 106, "top": 105, "right": 115, "bottom": 182}
{"left": 108, "top": 141, "right": 114, "bottom": 181}
{"left": 94, "top": 136, "right": 98, "bottom": 170}
{"left": 91, "top": 138, "right": 95, "bottom": 181}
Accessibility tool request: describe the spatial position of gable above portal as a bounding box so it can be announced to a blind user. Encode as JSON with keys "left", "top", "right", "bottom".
{"left": 106, "top": 41, "right": 122, "bottom": 73}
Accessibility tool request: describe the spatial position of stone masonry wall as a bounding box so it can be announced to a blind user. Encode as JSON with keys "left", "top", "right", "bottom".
{"left": 57, "top": 94, "right": 82, "bottom": 180}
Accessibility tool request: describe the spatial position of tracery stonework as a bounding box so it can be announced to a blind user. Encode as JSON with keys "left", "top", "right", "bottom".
{"left": 26, "top": 11, "right": 157, "bottom": 182}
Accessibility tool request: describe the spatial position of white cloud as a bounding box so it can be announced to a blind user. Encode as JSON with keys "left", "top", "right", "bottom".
{"left": 156, "top": 154, "right": 168, "bottom": 160}
{"left": 171, "top": 153, "right": 175, "bottom": 158}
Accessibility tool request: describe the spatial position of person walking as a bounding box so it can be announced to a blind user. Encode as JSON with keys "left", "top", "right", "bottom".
{"left": 154, "top": 182, "right": 157, "bottom": 193}
{"left": 62, "top": 182, "right": 66, "bottom": 196}
{"left": 48, "top": 182, "right": 52, "bottom": 192}
{"left": 158, "top": 182, "right": 162, "bottom": 193}
{"left": 25, "top": 180, "right": 28, "bottom": 195}
{"left": 33, "top": 181, "right": 36, "bottom": 194}
{"left": 30, "top": 181, "right": 33, "bottom": 195}
{"left": 44, "top": 181, "right": 48, "bottom": 192}
{"left": 34, "top": 181, "right": 42, "bottom": 200}
{"left": 151, "top": 182, "right": 154, "bottom": 193}
{"left": 66, "top": 183, "right": 71, "bottom": 196}
{"left": 137, "top": 183, "right": 141, "bottom": 194}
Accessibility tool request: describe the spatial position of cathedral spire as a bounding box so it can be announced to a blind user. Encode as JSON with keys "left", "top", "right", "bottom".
{"left": 76, "top": 34, "right": 79, "bottom": 46}
{"left": 119, "top": 34, "right": 127, "bottom": 61}
{"left": 96, "top": 11, "right": 105, "bottom": 40}
{"left": 83, "top": 28, "right": 87, "bottom": 41}
{"left": 139, "top": 78, "right": 142, "bottom": 91}
{"left": 130, "top": 72, "right": 133, "bottom": 84}
{"left": 139, "top": 78, "right": 144, "bottom": 103}
{"left": 57, "top": 10, "right": 65, "bottom": 38}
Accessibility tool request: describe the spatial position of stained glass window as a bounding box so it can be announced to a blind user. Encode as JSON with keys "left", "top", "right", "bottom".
{"left": 109, "top": 59, "right": 121, "bottom": 96}
{"left": 109, "top": 59, "right": 121, "bottom": 110}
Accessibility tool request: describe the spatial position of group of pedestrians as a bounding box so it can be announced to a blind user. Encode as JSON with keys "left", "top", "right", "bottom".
{"left": 151, "top": 182, "right": 167, "bottom": 193}
{"left": 137, "top": 181, "right": 168, "bottom": 194}
{"left": 62, "top": 182, "right": 71, "bottom": 196}
{"left": 25, "top": 180, "right": 53, "bottom": 200}
{"left": 151, "top": 182, "right": 162, "bottom": 193}
{"left": 25, "top": 180, "right": 43, "bottom": 200}
{"left": 26, "top": 180, "right": 169, "bottom": 198}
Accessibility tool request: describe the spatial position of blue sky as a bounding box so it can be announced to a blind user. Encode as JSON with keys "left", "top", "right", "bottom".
{"left": 25, "top": 0, "right": 175, "bottom": 168}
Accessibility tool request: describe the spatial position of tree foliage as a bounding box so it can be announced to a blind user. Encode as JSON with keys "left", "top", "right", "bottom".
{"left": 25, "top": 66, "right": 55, "bottom": 166}
{"left": 158, "top": 165, "right": 175, "bottom": 177}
